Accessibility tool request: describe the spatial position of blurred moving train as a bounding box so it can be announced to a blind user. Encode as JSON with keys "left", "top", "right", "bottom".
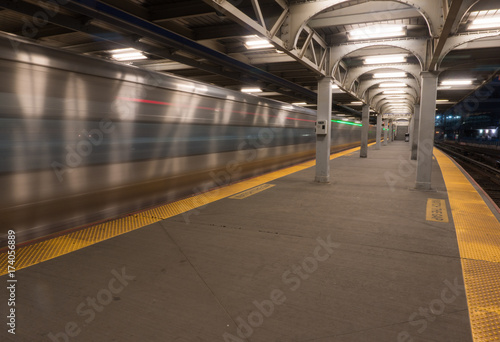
{"left": 0, "top": 34, "right": 374, "bottom": 244}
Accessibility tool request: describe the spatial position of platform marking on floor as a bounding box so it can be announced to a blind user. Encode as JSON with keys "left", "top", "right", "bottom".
{"left": 229, "top": 184, "right": 275, "bottom": 199}
{"left": 426, "top": 199, "right": 449, "bottom": 223}
{"left": 434, "top": 148, "right": 500, "bottom": 341}
{"left": 0, "top": 143, "right": 376, "bottom": 276}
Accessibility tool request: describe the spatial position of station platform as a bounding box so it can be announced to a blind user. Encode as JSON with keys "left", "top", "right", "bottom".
{"left": 2, "top": 141, "right": 500, "bottom": 342}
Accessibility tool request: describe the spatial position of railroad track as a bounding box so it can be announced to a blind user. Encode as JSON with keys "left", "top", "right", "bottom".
{"left": 435, "top": 142, "right": 500, "bottom": 208}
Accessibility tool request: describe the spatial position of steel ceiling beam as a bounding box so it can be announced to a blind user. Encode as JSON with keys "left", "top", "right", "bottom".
{"left": 54, "top": 0, "right": 318, "bottom": 102}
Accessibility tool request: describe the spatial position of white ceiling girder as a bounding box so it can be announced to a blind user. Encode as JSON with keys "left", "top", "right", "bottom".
{"left": 343, "top": 63, "right": 421, "bottom": 91}
{"left": 202, "top": 0, "right": 328, "bottom": 75}
{"left": 372, "top": 95, "right": 415, "bottom": 110}
{"left": 329, "top": 38, "right": 428, "bottom": 75}
{"left": 369, "top": 87, "right": 419, "bottom": 103}
{"left": 451, "top": 0, "right": 481, "bottom": 34}
{"left": 287, "top": 0, "right": 443, "bottom": 50}
{"left": 309, "top": 6, "right": 420, "bottom": 29}
{"left": 438, "top": 30, "right": 500, "bottom": 68}
{"left": 357, "top": 76, "right": 420, "bottom": 98}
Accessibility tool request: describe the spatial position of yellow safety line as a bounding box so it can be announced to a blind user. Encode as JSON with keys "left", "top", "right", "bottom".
{"left": 434, "top": 148, "right": 500, "bottom": 341}
{"left": 229, "top": 184, "right": 276, "bottom": 199}
{"left": 0, "top": 144, "right": 373, "bottom": 276}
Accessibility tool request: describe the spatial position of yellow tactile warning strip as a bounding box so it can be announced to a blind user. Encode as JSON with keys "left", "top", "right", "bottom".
{"left": 0, "top": 144, "right": 373, "bottom": 276}
{"left": 426, "top": 199, "right": 449, "bottom": 223}
{"left": 229, "top": 184, "right": 276, "bottom": 199}
{"left": 434, "top": 148, "right": 500, "bottom": 341}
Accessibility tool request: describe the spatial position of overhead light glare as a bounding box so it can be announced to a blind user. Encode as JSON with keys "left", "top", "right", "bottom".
{"left": 469, "top": 12, "right": 500, "bottom": 30}
{"left": 373, "top": 72, "right": 407, "bottom": 79}
{"left": 245, "top": 39, "right": 273, "bottom": 50}
{"left": 364, "top": 54, "right": 407, "bottom": 65}
{"left": 241, "top": 87, "right": 262, "bottom": 93}
{"left": 349, "top": 25, "right": 406, "bottom": 40}
{"left": 441, "top": 79, "right": 473, "bottom": 86}
{"left": 380, "top": 82, "right": 407, "bottom": 88}
{"left": 111, "top": 48, "right": 147, "bottom": 61}
{"left": 383, "top": 90, "right": 407, "bottom": 94}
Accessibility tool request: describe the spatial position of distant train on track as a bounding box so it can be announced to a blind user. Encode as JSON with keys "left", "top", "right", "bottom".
{"left": 0, "top": 34, "right": 374, "bottom": 244}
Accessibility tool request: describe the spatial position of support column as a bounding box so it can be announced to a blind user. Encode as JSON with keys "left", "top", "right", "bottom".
{"left": 315, "top": 77, "right": 333, "bottom": 183}
{"left": 360, "top": 104, "right": 370, "bottom": 158}
{"left": 383, "top": 119, "right": 388, "bottom": 146}
{"left": 411, "top": 104, "right": 420, "bottom": 160}
{"left": 389, "top": 121, "right": 394, "bottom": 142}
{"left": 375, "top": 114, "right": 382, "bottom": 150}
{"left": 408, "top": 116, "right": 414, "bottom": 150}
{"left": 415, "top": 72, "right": 438, "bottom": 190}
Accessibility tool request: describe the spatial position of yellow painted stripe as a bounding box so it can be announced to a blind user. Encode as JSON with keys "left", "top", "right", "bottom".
{"left": 434, "top": 148, "right": 500, "bottom": 341}
{"left": 0, "top": 144, "right": 372, "bottom": 276}
{"left": 426, "top": 199, "right": 449, "bottom": 223}
{"left": 229, "top": 184, "right": 276, "bottom": 199}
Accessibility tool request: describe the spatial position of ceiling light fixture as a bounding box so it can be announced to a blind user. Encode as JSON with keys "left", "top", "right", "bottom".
{"left": 364, "top": 54, "right": 407, "bottom": 65}
{"left": 241, "top": 88, "right": 262, "bottom": 93}
{"left": 469, "top": 12, "right": 500, "bottom": 30}
{"left": 111, "top": 48, "right": 147, "bottom": 61}
{"left": 380, "top": 82, "right": 408, "bottom": 88}
{"left": 244, "top": 38, "right": 273, "bottom": 50}
{"left": 373, "top": 72, "right": 407, "bottom": 79}
{"left": 383, "top": 90, "right": 407, "bottom": 94}
{"left": 349, "top": 25, "right": 406, "bottom": 40}
{"left": 441, "top": 79, "right": 473, "bottom": 86}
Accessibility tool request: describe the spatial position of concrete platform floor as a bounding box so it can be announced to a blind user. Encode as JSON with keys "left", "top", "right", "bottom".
{"left": 2, "top": 142, "right": 472, "bottom": 342}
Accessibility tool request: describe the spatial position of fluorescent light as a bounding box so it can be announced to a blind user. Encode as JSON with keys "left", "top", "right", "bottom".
{"left": 373, "top": 72, "right": 407, "bottom": 79}
{"left": 332, "top": 84, "right": 339, "bottom": 89}
{"left": 438, "top": 86, "right": 452, "bottom": 90}
{"left": 380, "top": 82, "right": 407, "bottom": 88}
{"left": 351, "top": 101, "right": 363, "bottom": 105}
{"left": 436, "top": 99, "right": 449, "bottom": 103}
{"left": 292, "top": 102, "right": 307, "bottom": 106}
{"left": 469, "top": 13, "right": 500, "bottom": 30}
{"left": 245, "top": 39, "right": 273, "bottom": 50}
{"left": 441, "top": 79, "right": 473, "bottom": 86}
{"left": 349, "top": 25, "right": 406, "bottom": 40}
{"left": 241, "top": 88, "right": 262, "bottom": 93}
{"left": 364, "top": 54, "right": 407, "bottom": 65}
{"left": 384, "top": 90, "right": 407, "bottom": 94}
{"left": 111, "top": 48, "right": 147, "bottom": 61}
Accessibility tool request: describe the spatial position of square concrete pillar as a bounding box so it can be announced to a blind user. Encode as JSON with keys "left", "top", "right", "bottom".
{"left": 360, "top": 104, "right": 370, "bottom": 158}
{"left": 376, "top": 114, "right": 382, "bottom": 150}
{"left": 315, "top": 77, "right": 333, "bottom": 183}
{"left": 415, "top": 72, "right": 438, "bottom": 190}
